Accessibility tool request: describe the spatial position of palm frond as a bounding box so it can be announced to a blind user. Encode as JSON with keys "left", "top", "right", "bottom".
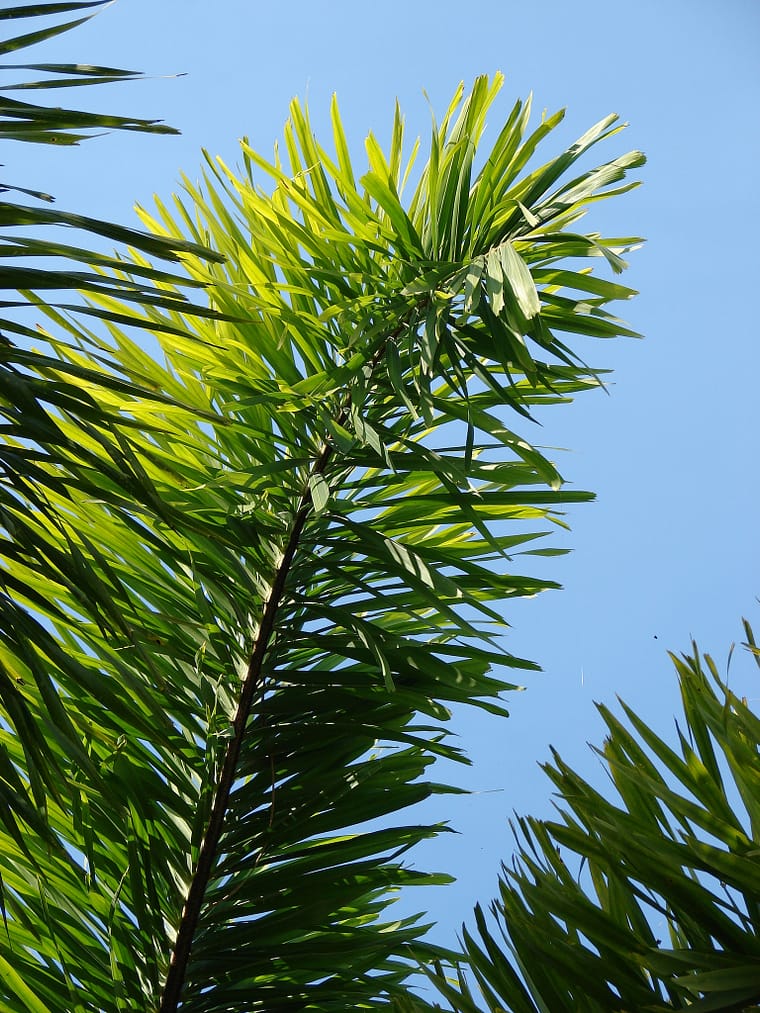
{"left": 0, "top": 1, "right": 179, "bottom": 142}
{"left": 0, "top": 0, "right": 225, "bottom": 328}
{"left": 422, "top": 621, "right": 760, "bottom": 1012}
{"left": 1, "top": 74, "right": 643, "bottom": 1009}
{"left": 0, "top": 0, "right": 229, "bottom": 765}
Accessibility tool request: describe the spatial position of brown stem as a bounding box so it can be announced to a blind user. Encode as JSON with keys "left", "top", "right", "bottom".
{"left": 158, "top": 320, "right": 410, "bottom": 1011}
{"left": 158, "top": 439, "right": 333, "bottom": 1012}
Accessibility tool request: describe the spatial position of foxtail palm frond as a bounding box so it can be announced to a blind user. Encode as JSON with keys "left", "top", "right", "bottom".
{"left": 0, "top": 0, "right": 224, "bottom": 320}
{"left": 420, "top": 620, "right": 760, "bottom": 1012}
{"left": 1, "top": 73, "right": 643, "bottom": 1009}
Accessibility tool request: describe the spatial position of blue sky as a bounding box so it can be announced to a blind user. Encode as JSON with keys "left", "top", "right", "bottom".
{"left": 13, "top": 0, "right": 760, "bottom": 951}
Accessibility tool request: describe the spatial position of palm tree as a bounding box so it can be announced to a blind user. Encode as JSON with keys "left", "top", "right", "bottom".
{"left": 0, "top": 13, "right": 646, "bottom": 1007}
{"left": 418, "top": 621, "right": 760, "bottom": 1012}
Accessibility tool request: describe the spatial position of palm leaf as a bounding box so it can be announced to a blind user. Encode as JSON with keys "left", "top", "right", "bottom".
{"left": 1, "top": 74, "right": 643, "bottom": 1009}
{"left": 0, "top": 0, "right": 229, "bottom": 773}
{"left": 421, "top": 622, "right": 760, "bottom": 1012}
{"left": 0, "top": 0, "right": 226, "bottom": 333}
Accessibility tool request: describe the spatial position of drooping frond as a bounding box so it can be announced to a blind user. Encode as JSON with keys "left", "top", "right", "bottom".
{"left": 1, "top": 74, "right": 643, "bottom": 1009}
{"left": 0, "top": 0, "right": 224, "bottom": 314}
{"left": 0, "top": 2, "right": 227, "bottom": 796}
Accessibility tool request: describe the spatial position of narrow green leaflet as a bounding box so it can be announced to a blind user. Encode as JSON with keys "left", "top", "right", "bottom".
{"left": 500, "top": 241, "right": 540, "bottom": 320}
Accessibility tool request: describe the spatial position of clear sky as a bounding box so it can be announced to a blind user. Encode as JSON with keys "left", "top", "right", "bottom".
{"left": 12, "top": 0, "right": 760, "bottom": 952}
